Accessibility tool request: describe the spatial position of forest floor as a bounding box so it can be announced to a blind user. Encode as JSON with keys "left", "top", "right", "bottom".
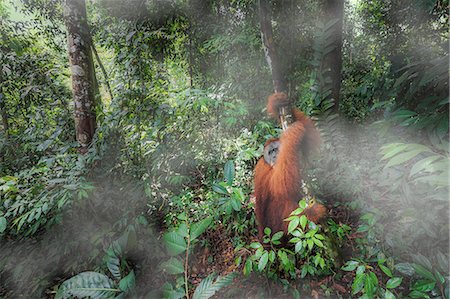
{"left": 0, "top": 123, "right": 393, "bottom": 298}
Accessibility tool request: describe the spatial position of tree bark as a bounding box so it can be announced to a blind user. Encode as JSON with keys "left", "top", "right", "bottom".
{"left": 0, "top": 91, "right": 8, "bottom": 139}
{"left": 64, "top": 0, "right": 97, "bottom": 153}
{"left": 323, "top": 0, "right": 344, "bottom": 112}
{"left": 259, "top": 0, "right": 286, "bottom": 93}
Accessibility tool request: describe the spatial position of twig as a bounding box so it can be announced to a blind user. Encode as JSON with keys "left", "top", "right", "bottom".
{"left": 91, "top": 43, "right": 114, "bottom": 101}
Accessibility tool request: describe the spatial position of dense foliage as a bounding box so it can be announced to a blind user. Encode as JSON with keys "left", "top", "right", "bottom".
{"left": 0, "top": 0, "right": 448, "bottom": 298}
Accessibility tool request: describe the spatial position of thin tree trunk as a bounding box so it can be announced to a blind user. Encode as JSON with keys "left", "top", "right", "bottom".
{"left": 259, "top": 0, "right": 286, "bottom": 93}
{"left": 0, "top": 93, "right": 8, "bottom": 139}
{"left": 64, "top": 0, "right": 97, "bottom": 153}
{"left": 91, "top": 43, "right": 114, "bottom": 101}
{"left": 324, "top": 0, "right": 344, "bottom": 113}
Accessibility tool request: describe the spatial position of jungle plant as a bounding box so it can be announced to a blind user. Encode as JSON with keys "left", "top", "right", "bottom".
{"left": 55, "top": 227, "right": 138, "bottom": 298}
{"left": 243, "top": 199, "right": 335, "bottom": 280}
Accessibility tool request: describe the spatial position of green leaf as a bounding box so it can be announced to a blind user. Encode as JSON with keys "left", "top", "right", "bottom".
{"left": 212, "top": 183, "right": 228, "bottom": 195}
{"left": 356, "top": 265, "right": 365, "bottom": 275}
{"left": 307, "top": 239, "right": 313, "bottom": 250}
{"left": 0, "top": 217, "right": 6, "bottom": 233}
{"left": 299, "top": 215, "right": 308, "bottom": 230}
{"left": 243, "top": 259, "right": 252, "bottom": 276}
{"left": 384, "top": 149, "right": 427, "bottom": 168}
{"left": 224, "top": 161, "right": 235, "bottom": 186}
{"left": 106, "top": 252, "right": 121, "bottom": 280}
{"left": 118, "top": 270, "right": 135, "bottom": 293}
{"left": 410, "top": 156, "right": 440, "bottom": 177}
{"left": 413, "top": 264, "right": 435, "bottom": 281}
{"left": 394, "top": 263, "right": 415, "bottom": 276}
{"left": 408, "top": 290, "right": 430, "bottom": 299}
{"left": 313, "top": 238, "right": 324, "bottom": 248}
{"left": 294, "top": 241, "right": 303, "bottom": 253}
{"left": 250, "top": 242, "right": 261, "bottom": 249}
{"left": 230, "top": 196, "right": 241, "bottom": 211}
{"left": 161, "top": 258, "right": 184, "bottom": 275}
{"left": 352, "top": 273, "right": 365, "bottom": 295}
{"left": 379, "top": 264, "right": 392, "bottom": 278}
{"left": 385, "top": 289, "right": 395, "bottom": 299}
{"left": 288, "top": 217, "right": 299, "bottom": 234}
{"left": 271, "top": 231, "right": 284, "bottom": 242}
{"left": 299, "top": 200, "right": 307, "bottom": 210}
{"left": 190, "top": 217, "right": 212, "bottom": 241}
{"left": 192, "top": 273, "right": 236, "bottom": 299}
{"left": 264, "top": 227, "right": 271, "bottom": 236}
{"left": 386, "top": 277, "right": 402, "bottom": 289}
{"left": 412, "top": 280, "right": 436, "bottom": 292}
{"left": 258, "top": 252, "right": 269, "bottom": 272}
{"left": 342, "top": 260, "right": 359, "bottom": 271}
{"left": 364, "top": 273, "right": 376, "bottom": 296}
{"left": 55, "top": 271, "right": 118, "bottom": 299}
{"left": 163, "top": 231, "right": 187, "bottom": 256}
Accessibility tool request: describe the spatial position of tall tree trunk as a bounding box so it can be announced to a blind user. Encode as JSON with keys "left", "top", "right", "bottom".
{"left": 0, "top": 91, "right": 8, "bottom": 139}
{"left": 323, "top": 0, "right": 344, "bottom": 113}
{"left": 259, "top": 0, "right": 286, "bottom": 93}
{"left": 64, "top": 0, "right": 97, "bottom": 153}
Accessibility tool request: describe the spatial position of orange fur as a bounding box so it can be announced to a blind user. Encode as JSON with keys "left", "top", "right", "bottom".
{"left": 254, "top": 93, "right": 324, "bottom": 240}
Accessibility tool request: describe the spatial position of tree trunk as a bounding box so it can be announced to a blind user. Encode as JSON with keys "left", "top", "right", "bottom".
{"left": 259, "top": 0, "right": 286, "bottom": 93}
{"left": 64, "top": 0, "right": 97, "bottom": 153}
{"left": 323, "top": 0, "right": 344, "bottom": 112}
{"left": 0, "top": 92, "right": 8, "bottom": 139}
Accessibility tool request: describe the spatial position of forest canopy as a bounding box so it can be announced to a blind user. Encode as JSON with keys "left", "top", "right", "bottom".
{"left": 0, "top": 0, "right": 448, "bottom": 298}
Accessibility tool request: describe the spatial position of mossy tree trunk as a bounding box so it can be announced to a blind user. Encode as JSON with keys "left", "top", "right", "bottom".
{"left": 64, "top": 0, "right": 97, "bottom": 153}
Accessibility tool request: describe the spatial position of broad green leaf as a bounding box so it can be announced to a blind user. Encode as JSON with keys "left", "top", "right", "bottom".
{"left": 264, "top": 227, "right": 271, "bottom": 236}
{"left": 118, "top": 270, "right": 135, "bottom": 293}
{"left": 258, "top": 252, "right": 269, "bottom": 271}
{"left": 294, "top": 241, "right": 303, "bottom": 253}
{"left": 386, "top": 277, "right": 402, "bottom": 289}
{"left": 192, "top": 273, "right": 236, "bottom": 299}
{"left": 299, "top": 200, "right": 307, "bottom": 210}
{"left": 394, "top": 263, "right": 415, "bottom": 276}
{"left": 224, "top": 161, "right": 235, "bottom": 186}
{"left": 313, "top": 238, "right": 323, "bottom": 248}
{"left": 190, "top": 217, "right": 212, "bottom": 241}
{"left": 410, "top": 156, "right": 440, "bottom": 177}
{"left": 271, "top": 231, "right": 283, "bottom": 242}
{"left": 290, "top": 208, "right": 304, "bottom": 216}
{"left": 250, "top": 242, "right": 261, "bottom": 249}
{"left": 307, "top": 239, "right": 313, "bottom": 250}
{"left": 385, "top": 289, "right": 395, "bottom": 299}
{"left": 230, "top": 197, "right": 241, "bottom": 211}
{"left": 106, "top": 252, "right": 121, "bottom": 280}
{"left": 55, "top": 271, "right": 118, "bottom": 299}
{"left": 243, "top": 259, "right": 252, "bottom": 276}
{"left": 413, "top": 264, "right": 435, "bottom": 281}
{"left": 352, "top": 273, "right": 365, "bottom": 295}
{"left": 380, "top": 143, "right": 409, "bottom": 159}
{"left": 384, "top": 149, "right": 427, "bottom": 168}
{"left": 342, "top": 260, "right": 359, "bottom": 271}
{"left": 163, "top": 231, "right": 187, "bottom": 256}
{"left": 161, "top": 258, "right": 184, "bottom": 275}
{"left": 412, "top": 280, "right": 436, "bottom": 292}
{"left": 379, "top": 264, "right": 392, "bottom": 278}
{"left": 212, "top": 183, "right": 228, "bottom": 195}
{"left": 288, "top": 217, "right": 299, "bottom": 234}
{"left": 0, "top": 217, "right": 6, "bottom": 233}
{"left": 408, "top": 290, "right": 430, "bottom": 299}
{"left": 268, "top": 250, "right": 275, "bottom": 263}
{"left": 299, "top": 215, "right": 308, "bottom": 230}
{"left": 356, "top": 265, "right": 365, "bottom": 275}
